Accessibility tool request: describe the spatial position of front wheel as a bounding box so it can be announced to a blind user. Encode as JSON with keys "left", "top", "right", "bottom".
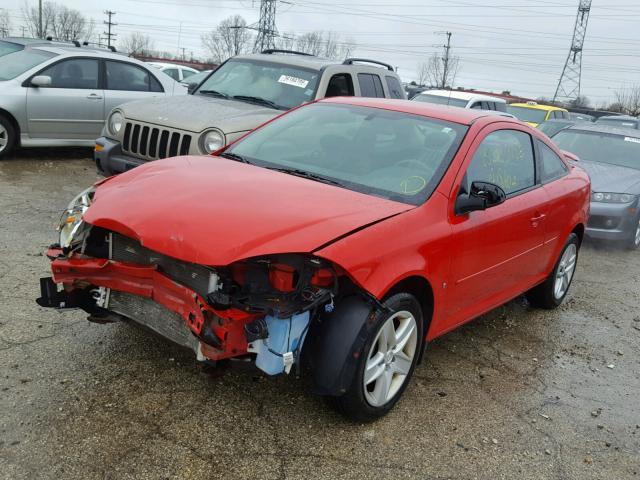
{"left": 526, "top": 233, "right": 580, "bottom": 309}
{"left": 332, "top": 293, "right": 423, "bottom": 422}
{"left": 625, "top": 214, "right": 640, "bottom": 250}
{"left": 0, "top": 116, "right": 16, "bottom": 159}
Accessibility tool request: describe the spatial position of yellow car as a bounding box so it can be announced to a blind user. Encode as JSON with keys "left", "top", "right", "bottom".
{"left": 506, "top": 102, "right": 570, "bottom": 127}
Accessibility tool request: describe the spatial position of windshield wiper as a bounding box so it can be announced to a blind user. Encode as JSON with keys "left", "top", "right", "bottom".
{"left": 232, "top": 95, "right": 285, "bottom": 110}
{"left": 220, "top": 152, "right": 251, "bottom": 164}
{"left": 199, "top": 89, "right": 229, "bottom": 98}
{"left": 267, "top": 167, "right": 344, "bottom": 187}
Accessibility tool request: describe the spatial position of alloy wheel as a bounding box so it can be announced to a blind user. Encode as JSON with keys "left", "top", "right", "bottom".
{"left": 554, "top": 243, "right": 577, "bottom": 299}
{"left": 363, "top": 310, "right": 418, "bottom": 407}
{"left": 635, "top": 218, "right": 640, "bottom": 247}
{"left": 0, "top": 124, "right": 7, "bottom": 153}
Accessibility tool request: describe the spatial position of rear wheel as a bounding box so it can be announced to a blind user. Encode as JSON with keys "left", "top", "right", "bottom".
{"left": 0, "top": 116, "right": 17, "bottom": 159}
{"left": 526, "top": 233, "right": 580, "bottom": 309}
{"left": 332, "top": 293, "right": 423, "bottom": 422}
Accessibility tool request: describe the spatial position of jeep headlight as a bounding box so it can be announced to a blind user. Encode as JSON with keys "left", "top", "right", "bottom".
{"left": 58, "top": 186, "right": 95, "bottom": 248}
{"left": 107, "top": 110, "right": 124, "bottom": 136}
{"left": 200, "top": 129, "right": 225, "bottom": 154}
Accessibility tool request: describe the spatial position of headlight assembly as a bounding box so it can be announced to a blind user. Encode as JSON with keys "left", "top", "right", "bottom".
{"left": 591, "top": 192, "right": 636, "bottom": 204}
{"left": 107, "top": 110, "right": 124, "bottom": 136}
{"left": 200, "top": 129, "right": 225, "bottom": 154}
{"left": 58, "top": 185, "right": 96, "bottom": 248}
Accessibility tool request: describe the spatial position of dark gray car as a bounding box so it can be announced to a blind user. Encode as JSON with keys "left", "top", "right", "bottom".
{"left": 553, "top": 124, "right": 640, "bottom": 249}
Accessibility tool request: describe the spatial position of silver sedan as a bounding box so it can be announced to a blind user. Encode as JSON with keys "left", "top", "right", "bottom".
{"left": 0, "top": 38, "right": 187, "bottom": 158}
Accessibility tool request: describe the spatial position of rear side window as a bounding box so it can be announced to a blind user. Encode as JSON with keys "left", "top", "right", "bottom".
{"left": 182, "top": 69, "right": 196, "bottom": 79}
{"left": 39, "top": 58, "right": 99, "bottom": 89}
{"left": 385, "top": 75, "right": 404, "bottom": 99}
{"left": 163, "top": 68, "right": 180, "bottom": 81}
{"left": 466, "top": 130, "right": 536, "bottom": 195}
{"left": 106, "top": 61, "right": 163, "bottom": 92}
{"left": 538, "top": 140, "right": 568, "bottom": 182}
{"left": 358, "top": 73, "right": 384, "bottom": 98}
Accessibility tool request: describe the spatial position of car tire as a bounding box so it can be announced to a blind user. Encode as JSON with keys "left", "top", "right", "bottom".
{"left": 0, "top": 115, "right": 17, "bottom": 159}
{"left": 332, "top": 292, "right": 423, "bottom": 422}
{"left": 625, "top": 214, "right": 640, "bottom": 250}
{"left": 526, "top": 233, "right": 580, "bottom": 309}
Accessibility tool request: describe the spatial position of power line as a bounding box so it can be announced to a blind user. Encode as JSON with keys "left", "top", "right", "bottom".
{"left": 103, "top": 10, "right": 117, "bottom": 48}
{"left": 554, "top": 0, "right": 592, "bottom": 102}
{"left": 253, "top": 0, "right": 278, "bottom": 52}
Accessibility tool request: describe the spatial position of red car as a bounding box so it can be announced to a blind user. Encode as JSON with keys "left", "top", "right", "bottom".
{"left": 38, "top": 97, "right": 590, "bottom": 421}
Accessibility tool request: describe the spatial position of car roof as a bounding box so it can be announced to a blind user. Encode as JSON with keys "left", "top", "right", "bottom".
{"left": 416, "top": 89, "right": 507, "bottom": 103}
{"left": 563, "top": 123, "right": 640, "bottom": 138}
{"left": 510, "top": 102, "right": 567, "bottom": 112}
{"left": 234, "top": 52, "right": 340, "bottom": 70}
{"left": 318, "top": 97, "right": 517, "bottom": 126}
{"left": 541, "top": 119, "right": 575, "bottom": 124}
{"left": 31, "top": 44, "right": 126, "bottom": 58}
{"left": 597, "top": 114, "right": 638, "bottom": 121}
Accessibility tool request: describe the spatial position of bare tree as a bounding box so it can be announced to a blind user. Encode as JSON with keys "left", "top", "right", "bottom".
{"left": 614, "top": 86, "right": 640, "bottom": 116}
{"left": 120, "top": 32, "right": 155, "bottom": 56}
{"left": 416, "top": 61, "right": 430, "bottom": 87}
{"left": 425, "top": 52, "right": 459, "bottom": 89}
{"left": 22, "top": 2, "right": 93, "bottom": 41}
{"left": 0, "top": 9, "right": 11, "bottom": 37}
{"left": 294, "top": 31, "right": 355, "bottom": 59}
{"left": 569, "top": 95, "right": 591, "bottom": 109}
{"left": 202, "top": 15, "right": 252, "bottom": 63}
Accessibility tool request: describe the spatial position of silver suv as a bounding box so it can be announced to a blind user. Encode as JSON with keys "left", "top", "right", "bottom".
{"left": 0, "top": 37, "right": 186, "bottom": 158}
{"left": 95, "top": 50, "right": 406, "bottom": 175}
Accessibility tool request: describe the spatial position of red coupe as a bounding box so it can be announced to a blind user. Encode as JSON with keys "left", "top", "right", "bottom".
{"left": 38, "top": 97, "right": 590, "bottom": 421}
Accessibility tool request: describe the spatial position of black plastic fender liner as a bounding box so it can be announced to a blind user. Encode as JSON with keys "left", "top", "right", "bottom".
{"left": 305, "top": 295, "right": 378, "bottom": 396}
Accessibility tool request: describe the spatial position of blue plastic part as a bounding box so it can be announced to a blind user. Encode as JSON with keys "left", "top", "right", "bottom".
{"left": 253, "top": 311, "right": 310, "bottom": 375}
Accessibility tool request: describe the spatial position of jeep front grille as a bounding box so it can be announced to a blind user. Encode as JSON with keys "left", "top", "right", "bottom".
{"left": 122, "top": 121, "right": 192, "bottom": 160}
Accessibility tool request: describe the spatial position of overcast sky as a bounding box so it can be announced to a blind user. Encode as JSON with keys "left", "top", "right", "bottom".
{"left": 4, "top": 0, "right": 640, "bottom": 104}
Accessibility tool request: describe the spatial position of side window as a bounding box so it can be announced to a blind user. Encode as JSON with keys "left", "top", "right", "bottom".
{"left": 495, "top": 102, "right": 507, "bottom": 112}
{"left": 325, "top": 73, "right": 354, "bottom": 97}
{"left": 106, "top": 61, "right": 160, "bottom": 92}
{"left": 538, "top": 140, "right": 568, "bottom": 182}
{"left": 385, "top": 75, "right": 404, "bottom": 99}
{"left": 357, "top": 73, "right": 384, "bottom": 98}
{"left": 150, "top": 74, "right": 163, "bottom": 92}
{"left": 562, "top": 111, "right": 570, "bottom": 119}
{"left": 182, "top": 69, "right": 196, "bottom": 79}
{"left": 39, "top": 58, "right": 99, "bottom": 89}
{"left": 163, "top": 68, "right": 180, "bottom": 81}
{"left": 466, "top": 130, "right": 536, "bottom": 195}
{"left": 470, "top": 102, "right": 483, "bottom": 109}
{"left": 550, "top": 111, "right": 558, "bottom": 120}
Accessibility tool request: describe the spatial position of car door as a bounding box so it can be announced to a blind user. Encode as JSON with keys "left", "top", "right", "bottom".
{"left": 26, "top": 57, "right": 104, "bottom": 140}
{"left": 444, "top": 126, "right": 548, "bottom": 327}
{"left": 103, "top": 60, "right": 165, "bottom": 114}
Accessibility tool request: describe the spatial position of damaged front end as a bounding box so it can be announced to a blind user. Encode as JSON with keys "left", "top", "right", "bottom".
{"left": 38, "top": 215, "right": 354, "bottom": 376}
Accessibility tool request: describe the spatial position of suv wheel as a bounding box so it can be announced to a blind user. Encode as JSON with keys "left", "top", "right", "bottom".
{"left": 332, "top": 293, "right": 423, "bottom": 422}
{"left": 0, "top": 116, "right": 17, "bottom": 159}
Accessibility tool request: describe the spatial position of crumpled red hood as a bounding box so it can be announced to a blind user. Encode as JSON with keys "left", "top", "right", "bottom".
{"left": 85, "top": 156, "right": 413, "bottom": 265}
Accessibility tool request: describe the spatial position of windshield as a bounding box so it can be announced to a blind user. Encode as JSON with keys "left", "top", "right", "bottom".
{"left": 413, "top": 94, "right": 468, "bottom": 108}
{"left": 596, "top": 117, "right": 639, "bottom": 129}
{"left": 507, "top": 106, "right": 548, "bottom": 123}
{"left": 539, "top": 121, "right": 572, "bottom": 138}
{"left": 0, "top": 48, "right": 57, "bottom": 81}
{"left": 225, "top": 103, "right": 468, "bottom": 205}
{"left": 0, "top": 41, "right": 23, "bottom": 58}
{"left": 194, "top": 59, "right": 319, "bottom": 110}
{"left": 553, "top": 130, "right": 640, "bottom": 171}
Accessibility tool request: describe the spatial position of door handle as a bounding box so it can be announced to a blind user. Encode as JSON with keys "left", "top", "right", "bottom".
{"left": 86, "top": 94, "right": 103, "bottom": 100}
{"left": 530, "top": 213, "right": 546, "bottom": 225}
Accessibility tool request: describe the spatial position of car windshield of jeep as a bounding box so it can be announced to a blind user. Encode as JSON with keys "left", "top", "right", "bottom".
{"left": 224, "top": 103, "right": 468, "bottom": 205}
{"left": 194, "top": 58, "right": 320, "bottom": 111}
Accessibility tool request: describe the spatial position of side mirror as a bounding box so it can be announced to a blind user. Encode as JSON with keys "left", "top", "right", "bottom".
{"left": 31, "top": 75, "right": 52, "bottom": 87}
{"left": 455, "top": 181, "right": 507, "bottom": 215}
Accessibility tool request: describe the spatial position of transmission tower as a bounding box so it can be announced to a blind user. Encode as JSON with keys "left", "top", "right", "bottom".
{"left": 553, "top": 0, "right": 592, "bottom": 103}
{"left": 253, "top": 0, "right": 277, "bottom": 53}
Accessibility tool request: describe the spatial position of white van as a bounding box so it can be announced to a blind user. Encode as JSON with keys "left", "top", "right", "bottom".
{"left": 412, "top": 89, "right": 507, "bottom": 112}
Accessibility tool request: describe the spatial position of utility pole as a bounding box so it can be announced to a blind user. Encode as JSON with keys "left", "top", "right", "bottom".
{"left": 253, "top": 0, "right": 277, "bottom": 53}
{"left": 38, "top": 0, "right": 43, "bottom": 38}
{"left": 103, "top": 10, "right": 117, "bottom": 48}
{"left": 554, "top": 0, "right": 592, "bottom": 103}
{"left": 440, "top": 31, "right": 452, "bottom": 89}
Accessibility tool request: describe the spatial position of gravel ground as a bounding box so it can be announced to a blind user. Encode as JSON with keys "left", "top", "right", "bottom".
{"left": 1, "top": 150, "right": 639, "bottom": 480}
